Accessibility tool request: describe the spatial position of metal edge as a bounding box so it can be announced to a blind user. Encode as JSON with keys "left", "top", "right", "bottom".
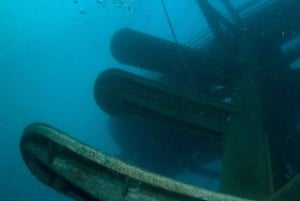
{"left": 20, "top": 123, "right": 255, "bottom": 201}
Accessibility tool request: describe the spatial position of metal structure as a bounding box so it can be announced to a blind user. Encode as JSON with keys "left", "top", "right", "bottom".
{"left": 20, "top": 0, "right": 300, "bottom": 200}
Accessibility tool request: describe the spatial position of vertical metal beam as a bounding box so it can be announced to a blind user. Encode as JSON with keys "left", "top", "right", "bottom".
{"left": 220, "top": 38, "right": 274, "bottom": 200}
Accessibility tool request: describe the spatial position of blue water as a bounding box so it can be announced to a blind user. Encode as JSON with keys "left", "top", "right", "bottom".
{"left": 0, "top": 1, "right": 208, "bottom": 200}
{"left": 1, "top": 0, "right": 296, "bottom": 200}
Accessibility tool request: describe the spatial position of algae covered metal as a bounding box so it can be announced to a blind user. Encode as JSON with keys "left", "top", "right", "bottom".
{"left": 21, "top": 123, "right": 254, "bottom": 201}
{"left": 20, "top": 0, "right": 300, "bottom": 200}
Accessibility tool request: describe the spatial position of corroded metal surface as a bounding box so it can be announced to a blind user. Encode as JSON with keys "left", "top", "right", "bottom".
{"left": 220, "top": 65, "right": 273, "bottom": 200}
{"left": 94, "top": 69, "right": 240, "bottom": 136}
{"left": 19, "top": 1, "right": 300, "bottom": 201}
{"left": 20, "top": 123, "right": 254, "bottom": 201}
{"left": 103, "top": 0, "right": 300, "bottom": 199}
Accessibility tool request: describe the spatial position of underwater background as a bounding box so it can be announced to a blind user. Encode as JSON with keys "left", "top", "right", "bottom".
{"left": 0, "top": 1, "right": 208, "bottom": 200}
{"left": 1, "top": 0, "right": 300, "bottom": 201}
